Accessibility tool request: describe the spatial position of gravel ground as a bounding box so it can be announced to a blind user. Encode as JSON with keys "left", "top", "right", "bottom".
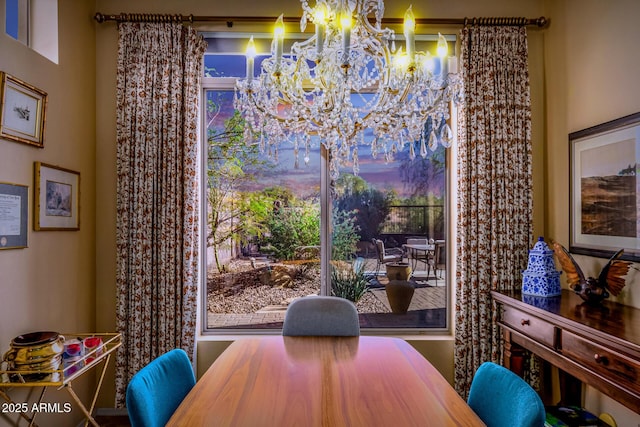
{"left": 207, "top": 259, "right": 388, "bottom": 314}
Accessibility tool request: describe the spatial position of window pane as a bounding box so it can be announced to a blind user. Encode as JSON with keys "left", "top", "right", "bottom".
{"left": 6, "top": 0, "right": 19, "bottom": 39}
{"left": 205, "top": 89, "right": 322, "bottom": 330}
{"left": 331, "top": 142, "right": 447, "bottom": 328}
{"left": 202, "top": 38, "right": 450, "bottom": 332}
{"left": 205, "top": 54, "right": 272, "bottom": 78}
{"left": 6, "top": 0, "right": 59, "bottom": 62}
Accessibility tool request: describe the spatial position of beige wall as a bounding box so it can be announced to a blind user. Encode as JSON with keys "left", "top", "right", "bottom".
{"left": 3, "top": 0, "right": 638, "bottom": 423}
{"left": 544, "top": 0, "right": 640, "bottom": 309}
{"left": 0, "top": 1, "right": 96, "bottom": 425}
{"left": 544, "top": 0, "right": 640, "bottom": 423}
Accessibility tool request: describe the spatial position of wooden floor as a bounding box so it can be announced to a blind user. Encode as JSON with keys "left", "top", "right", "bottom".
{"left": 93, "top": 413, "right": 131, "bottom": 426}
{"left": 94, "top": 409, "right": 131, "bottom": 427}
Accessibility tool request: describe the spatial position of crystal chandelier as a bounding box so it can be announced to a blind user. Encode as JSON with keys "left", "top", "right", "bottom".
{"left": 234, "top": 0, "right": 462, "bottom": 177}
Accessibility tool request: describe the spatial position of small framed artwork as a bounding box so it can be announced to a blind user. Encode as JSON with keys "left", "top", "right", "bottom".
{"left": 0, "top": 182, "right": 28, "bottom": 249}
{"left": 34, "top": 162, "right": 80, "bottom": 231}
{"left": 0, "top": 72, "right": 47, "bottom": 148}
{"left": 569, "top": 112, "right": 640, "bottom": 262}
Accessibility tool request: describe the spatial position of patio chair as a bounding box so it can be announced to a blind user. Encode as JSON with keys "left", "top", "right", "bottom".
{"left": 430, "top": 240, "right": 446, "bottom": 284}
{"left": 372, "top": 238, "right": 404, "bottom": 276}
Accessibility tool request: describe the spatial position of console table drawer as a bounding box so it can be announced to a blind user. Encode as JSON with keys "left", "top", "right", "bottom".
{"left": 561, "top": 330, "right": 640, "bottom": 395}
{"left": 503, "top": 306, "right": 556, "bottom": 348}
{"left": 493, "top": 290, "right": 640, "bottom": 413}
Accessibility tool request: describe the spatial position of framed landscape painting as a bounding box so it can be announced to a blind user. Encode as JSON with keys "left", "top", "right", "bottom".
{"left": 570, "top": 112, "right": 640, "bottom": 262}
{"left": 34, "top": 162, "right": 80, "bottom": 231}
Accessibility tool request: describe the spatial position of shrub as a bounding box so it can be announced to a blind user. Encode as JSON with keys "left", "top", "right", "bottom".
{"left": 263, "top": 202, "right": 320, "bottom": 260}
{"left": 333, "top": 174, "right": 394, "bottom": 242}
{"left": 331, "top": 209, "right": 360, "bottom": 261}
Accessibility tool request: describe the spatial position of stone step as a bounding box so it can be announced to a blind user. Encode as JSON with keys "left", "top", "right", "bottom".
{"left": 256, "top": 305, "right": 288, "bottom": 313}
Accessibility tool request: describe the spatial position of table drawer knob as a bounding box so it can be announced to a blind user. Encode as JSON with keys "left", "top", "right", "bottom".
{"left": 520, "top": 319, "right": 530, "bottom": 326}
{"left": 594, "top": 354, "right": 609, "bottom": 365}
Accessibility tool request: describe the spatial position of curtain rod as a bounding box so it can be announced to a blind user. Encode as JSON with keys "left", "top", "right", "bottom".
{"left": 94, "top": 13, "right": 549, "bottom": 28}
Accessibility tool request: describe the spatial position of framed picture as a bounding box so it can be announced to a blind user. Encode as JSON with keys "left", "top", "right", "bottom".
{"left": 0, "top": 72, "right": 47, "bottom": 148}
{"left": 570, "top": 112, "right": 640, "bottom": 262}
{"left": 0, "top": 182, "right": 28, "bottom": 249}
{"left": 34, "top": 162, "right": 80, "bottom": 231}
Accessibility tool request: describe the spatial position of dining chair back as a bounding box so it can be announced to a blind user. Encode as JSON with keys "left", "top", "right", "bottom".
{"left": 126, "top": 348, "right": 196, "bottom": 427}
{"left": 467, "top": 362, "right": 545, "bottom": 427}
{"left": 282, "top": 295, "right": 360, "bottom": 336}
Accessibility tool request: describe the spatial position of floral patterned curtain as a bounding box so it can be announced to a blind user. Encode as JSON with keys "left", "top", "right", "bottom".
{"left": 454, "top": 25, "right": 533, "bottom": 398}
{"left": 114, "top": 22, "right": 206, "bottom": 406}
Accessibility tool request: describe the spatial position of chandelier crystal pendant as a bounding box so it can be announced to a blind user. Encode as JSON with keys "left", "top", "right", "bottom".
{"left": 234, "top": 0, "right": 463, "bottom": 178}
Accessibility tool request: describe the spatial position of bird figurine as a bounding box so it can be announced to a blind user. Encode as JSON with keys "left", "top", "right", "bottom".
{"left": 551, "top": 242, "right": 631, "bottom": 305}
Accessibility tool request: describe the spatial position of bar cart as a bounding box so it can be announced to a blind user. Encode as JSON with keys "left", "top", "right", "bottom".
{"left": 0, "top": 332, "right": 121, "bottom": 427}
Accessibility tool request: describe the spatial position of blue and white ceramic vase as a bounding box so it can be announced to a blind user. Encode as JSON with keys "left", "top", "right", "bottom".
{"left": 522, "top": 237, "right": 561, "bottom": 297}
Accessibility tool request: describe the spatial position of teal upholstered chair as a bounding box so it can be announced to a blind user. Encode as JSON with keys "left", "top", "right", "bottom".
{"left": 282, "top": 295, "right": 360, "bottom": 336}
{"left": 467, "top": 362, "right": 546, "bottom": 427}
{"left": 126, "top": 348, "right": 196, "bottom": 427}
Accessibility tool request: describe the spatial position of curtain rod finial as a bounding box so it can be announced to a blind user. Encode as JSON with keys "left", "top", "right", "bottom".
{"left": 536, "top": 16, "right": 549, "bottom": 28}
{"left": 94, "top": 12, "right": 106, "bottom": 23}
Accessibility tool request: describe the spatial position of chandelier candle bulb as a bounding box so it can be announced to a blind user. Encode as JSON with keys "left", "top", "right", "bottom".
{"left": 436, "top": 33, "right": 448, "bottom": 57}
{"left": 340, "top": 9, "right": 352, "bottom": 65}
{"left": 403, "top": 6, "right": 416, "bottom": 60}
{"left": 422, "top": 51, "right": 435, "bottom": 76}
{"left": 246, "top": 36, "right": 256, "bottom": 82}
{"left": 433, "top": 56, "right": 441, "bottom": 76}
{"left": 274, "top": 14, "right": 285, "bottom": 69}
{"left": 314, "top": 5, "right": 326, "bottom": 56}
{"left": 394, "top": 47, "right": 409, "bottom": 72}
{"left": 436, "top": 33, "right": 448, "bottom": 76}
{"left": 448, "top": 56, "right": 458, "bottom": 74}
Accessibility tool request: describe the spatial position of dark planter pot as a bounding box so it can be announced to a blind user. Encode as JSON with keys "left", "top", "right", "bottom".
{"left": 385, "top": 262, "right": 412, "bottom": 281}
{"left": 385, "top": 280, "right": 415, "bottom": 314}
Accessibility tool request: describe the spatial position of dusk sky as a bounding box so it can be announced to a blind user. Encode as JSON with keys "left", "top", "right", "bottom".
{"left": 580, "top": 137, "right": 637, "bottom": 178}
{"left": 204, "top": 54, "right": 445, "bottom": 199}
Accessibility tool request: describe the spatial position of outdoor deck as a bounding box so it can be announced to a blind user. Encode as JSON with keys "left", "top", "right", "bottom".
{"left": 207, "top": 259, "right": 448, "bottom": 330}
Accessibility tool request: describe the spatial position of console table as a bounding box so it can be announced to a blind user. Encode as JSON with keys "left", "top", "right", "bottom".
{"left": 492, "top": 290, "right": 640, "bottom": 413}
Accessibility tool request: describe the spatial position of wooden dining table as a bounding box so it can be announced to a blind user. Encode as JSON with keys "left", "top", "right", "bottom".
{"left": 166, "top": 336, "right": 485, "bottom": 426}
